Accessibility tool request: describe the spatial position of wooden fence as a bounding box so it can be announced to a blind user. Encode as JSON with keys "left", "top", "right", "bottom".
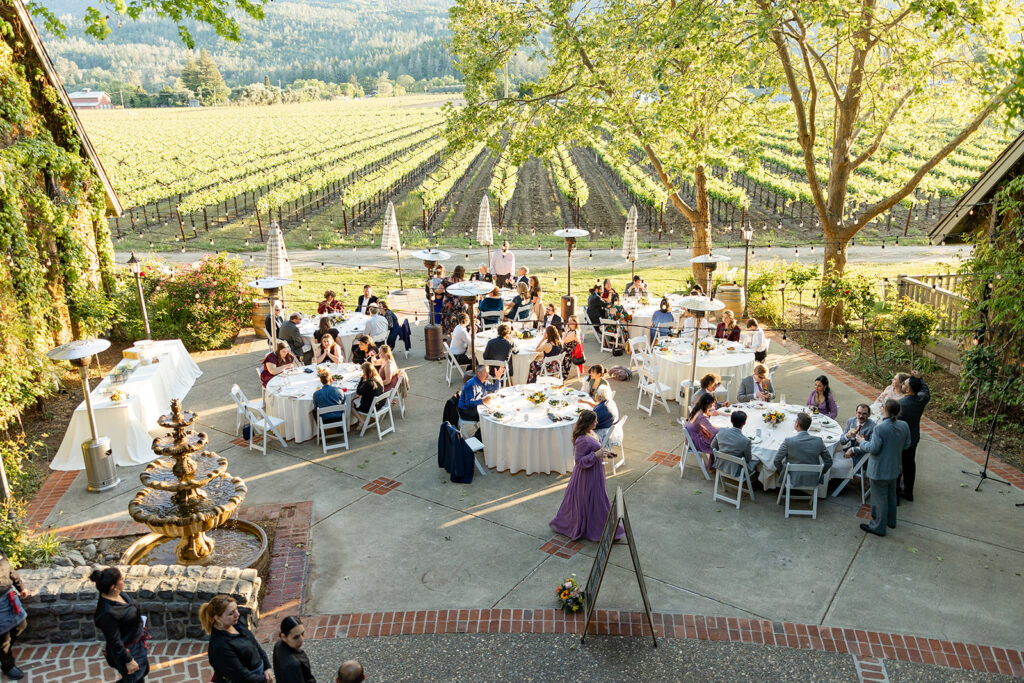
{"left": 896, "top": 274, "right": 971, "bottom": 340}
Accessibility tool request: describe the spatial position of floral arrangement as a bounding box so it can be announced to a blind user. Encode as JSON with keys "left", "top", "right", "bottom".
{"left": 697, "top": 340, "right": 714, "bottom": 352}
{"left": 556, "top": 575, "right": 584, "bottom": 612}
{"left": 109, "top": 390, "right": 126, "bottom": 402}
{"left": 317, "top": 367, "right": 331, "bottom": 380}
{"left": 526, "top": 391, "right": 547, "bottom": 405}
{"left": 762, "top": 410, "right": 785, "bottom": 426}
{"left": 640, "top": 297, "right": 650, "bottom": 305}
{"left": 516, "top": 329, "right": 535, "bottom": 339}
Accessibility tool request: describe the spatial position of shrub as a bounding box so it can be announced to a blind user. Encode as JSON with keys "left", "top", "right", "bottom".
{"left": 819, "top": 271, "right": 878, "bottom": 326}
{"left": 0, "top": 498, "right": 61, "bottom": 569}
{"left": 746, "top": 260, "right": 787, "bottom": 323}
{"left": 0, "top": 434, "right": 48, "bottom": 499}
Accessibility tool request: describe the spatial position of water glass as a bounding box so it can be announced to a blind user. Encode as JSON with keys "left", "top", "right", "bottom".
{"left": 780, "top": 394, "right": 786, "bottom": 406}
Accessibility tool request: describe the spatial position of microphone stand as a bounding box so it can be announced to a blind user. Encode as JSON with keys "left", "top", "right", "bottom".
{"left": 962, "top": 376, "right": 1014, "bottom": 493}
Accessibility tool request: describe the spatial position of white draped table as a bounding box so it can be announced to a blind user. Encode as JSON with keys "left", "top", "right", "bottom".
{"left": 51, "top": 339, "right": 202, "bottom": 470}
{"left": 298, "top": 313, "right": 371, "bottom": 357}
{"left": 478, "top": 382, "right": 587, "bottom": 474}
{"left": 651, "top": 337, "right": 755, "bottom": 402}
{"left": 473, "top": 329, "right": 544, "bottom": 385}
{"left": 265, "top": 362, "right": 360, "bottom": 443}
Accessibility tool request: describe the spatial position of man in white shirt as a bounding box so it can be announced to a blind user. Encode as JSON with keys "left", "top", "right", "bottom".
{"left": 449, "top": 312, "right": 472, "bottom": 367}
{"left": 364, "top": 304, "right": 389, "bottom": 342}
{"left": 489, "top": 241, "right": 515, "bottom": 288}
{"left": 745, "top": 318, "right": 768, "bottom": 361}
{"left": 356, "top": 285, "right": 378, "bottom": 314}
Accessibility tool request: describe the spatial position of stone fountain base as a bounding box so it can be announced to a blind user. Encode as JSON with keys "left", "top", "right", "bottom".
{"left": 121, "top": 519, "right": 269, "bottom": 574}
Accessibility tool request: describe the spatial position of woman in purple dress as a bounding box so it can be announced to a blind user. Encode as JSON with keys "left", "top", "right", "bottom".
{"left": 806, "top": 374, "right": 839, "bottom": 418}
{"left": 550, "top": 411, "right": 624, "bottom": 542}
{"left": 685, "top": 393, "right": 720, "bottom": 468}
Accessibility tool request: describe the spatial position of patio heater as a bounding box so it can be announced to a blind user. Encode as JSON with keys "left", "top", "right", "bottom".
{"left": 411, "top": 248, "right": 451, "bottom": 360}
{"left": 46, "top": 339, "right": 121, "bottom": 492}
{"left": 553, "top": 228, "right": 589, "bottom": 320}
{"left": 678, "top": 295, "right": 725, "bottom": 410}
{"left": 689, "top": 252, "right": 731, "bottom": 299}
{"left": 446, "top": 281, "right": 495, "bottom": 367}
{"left": 741, "top": 225, "right": 754, "bottom": 319}
{"left": 248, "top": 277, "right": 293, "bottom": 351}
{"left": 126, "top": 252, "right": 151, "bottom": 340}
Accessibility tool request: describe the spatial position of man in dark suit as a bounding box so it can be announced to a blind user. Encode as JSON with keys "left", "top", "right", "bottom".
{"left": 278, "top": 313, "right": 311, "bottom": 364}
{"left": 470, "top": 264, "right": 493, "bottom": 283}
{"left": 856, "top": 399, "right": 911, "bottom": 536}
{"left": 540, "top": 303, "right": 563, "bottom": 332}
{"left": 773, "top": 413, "right": 833, "bottom": 489}
{"left": 482, "top": 323, "right": 518, "bottom": 378}
{"left": 264, "top": 303, "right": 284, "bottom": 345}
{"left": 586, "top": 285, "right": 606, "bottom": 335}
{"left": 897, "top": 372, "right": 930, "bottom": 501}
{"left": 355, "top": 285, "right": 378, "bottom": 314}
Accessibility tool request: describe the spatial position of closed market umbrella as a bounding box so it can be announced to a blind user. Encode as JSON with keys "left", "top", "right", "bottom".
{"left": 622, "top": 205, "right": 639, "bottom": 277}
{"left": 381, "top": 201, "right": 405, "bottom": 291}
{"left": 477, "top": 195, "right": 494, "bottom": 262}
{"left": 264, "top": 222, "right": 292, "bottom": 279}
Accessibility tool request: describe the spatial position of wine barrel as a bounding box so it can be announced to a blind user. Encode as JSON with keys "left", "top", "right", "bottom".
{"left": 252, "top": 300, "right": 271, "bottom": 338}
{"left": 714, "top": 283, "right": 745, "bottom": 321}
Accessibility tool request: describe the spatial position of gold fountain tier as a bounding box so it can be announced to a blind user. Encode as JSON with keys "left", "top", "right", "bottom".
{"left": 127, "top": 399, "right": 254, "bottom": 565}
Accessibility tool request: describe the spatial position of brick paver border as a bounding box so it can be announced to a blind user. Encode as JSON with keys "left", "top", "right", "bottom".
{"left": 540, "top": 534, "right": 585, "bottom": 559}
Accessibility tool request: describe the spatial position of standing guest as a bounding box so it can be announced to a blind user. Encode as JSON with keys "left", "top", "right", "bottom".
{"left": 650, "top": 298, "right": 675, "bottom": 341}
{"left": 313, "top": 317, "right": 339, "bottom": 345}
{"left": 600, "top": 278, "right": 616, "bottom": 302}
{"left": 584, "top": 364, "right": 609, "bottom": 399}
{"left": 528, "top": 276, "right": 544, "bottom": 322}
{"left": 483, "top": 323, "right": 518, "bottom": 377}
{"left": 449, "top": 312, "right": 473, "bottom": 368}
{"left": 336, "top": 660, "right": 364, "bottom": 683}
{"left": 686, "top": 393, "right": 720, "bottom": 467}
{"left": 514, "top": 265, "right": 530, "bottom": 287}
{"left": 377, "top": 300, "right": 401, "bottom": 349}
{"left": 586, "top": 285, "right": 606, "bottom": 334}
{"left": 377, "top": 345, "right": 405, "bottom": 394}
{"left": 470, "top": 264, "right": 493, "bottom": 283}
{"left": 478, "top": 286, "right": 505, "bottom": 326}
{"left": 363, "top": 304, "right": 389, "bottom": 342}
{"left": 273, "top": 616, "right": 315, "bottom": 683}
{"left": 855, "top": 400, "right": 911, "bottom": 536}
{"left": 355, "top": 285, "right": 378, "bottom": 314}
{"left": 312, "top": 334, "right": 343, "bottom": 365}
{"left": 0, "top": 549, "right": 28, "bottom": 680}
{"left": 541, "top": 303, "right": 563, "bottom": 331}
{"left": 261, "top": 343, "right": 296, "bottom": 387}
{"left": 806, "top": 375, "right": 838, "bottom": 418}
{"left": 490, "top": 241, "right": 515, "bottom": 288}
{"left": 264, "top": 303, "right": 284, "bottom": 343}
{"left": 715, "top": 309, "right": 741, "bottom": 341}
{"left": 773, "top": 413, "right": 833, "bottom": 488}
{"left": 440, "top": 266, "right": 468, "bottom": 334}
{"left": 526, "top": 325, "right": 563, "bottom": 383}
{"left": 317, "top": 290, "right": 344, "bottom": 315}
{"left": 710, "top": 410, "right": 758, "bottom": 480}
{"left": 561, "top": 316, "right": 584, "bottom": 378}
{"left": 870, "top": 373, "right": 909, "bottom": 417}
{"left": 202, "top": 594, "right": 273, "bottom": 683}
{"left": 582, "top": 384, "right": 618, "bottom": 443}
{"left": 351, "top": 362, "right": 384, "bottom": 432}
{"left": 504, "top": 281, "right": 531, "bottom": 322}
{"left": 278, "top": 313, "right": 310, "bottom": 365}
{"left": 429, "top": 266, "right": 446, "bottom": 325}
{"left": 312, "top": 372, "right": 346, "bottom": 420}
{"left": 897, "top": 372, "right": 930, "bottom": 502}
{"left": 549, "top": 410, "right": 624, "bottom": 542}
{"left": 92, "top": 566, "right": 148, "bottom": 683}
{"left": 745, "top": 318, "right": 768, "bottom": 362}
{"left": 737, "top": 363, "right": 775, "bottom": 402}
{"left": 349, "top": 335, "right": 376, "bottom": 366}
{"left": 625, "top": 275, "right": 647, "bottom": 297}
{"left": 457, "top": 365, "right": 502, "bottom": 422}
{"left": 838, "top": 404, "right": 876, "bottom": 456}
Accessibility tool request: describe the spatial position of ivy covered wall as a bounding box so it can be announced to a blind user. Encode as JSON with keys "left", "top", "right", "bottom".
{"left": 0, "top": 0, "right": 116, "bottom": 428}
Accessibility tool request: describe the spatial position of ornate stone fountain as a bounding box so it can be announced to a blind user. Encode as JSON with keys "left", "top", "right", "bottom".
{"left": 123, "top": 399, "right": 268, "bottom": 570}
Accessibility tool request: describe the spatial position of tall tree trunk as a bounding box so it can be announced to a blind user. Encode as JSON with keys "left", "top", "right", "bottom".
{"left": 821, "top": 225, "right": 849, "bottom": 325}
{"left": 691, "top": 165, "right": 712, "bottom": 287}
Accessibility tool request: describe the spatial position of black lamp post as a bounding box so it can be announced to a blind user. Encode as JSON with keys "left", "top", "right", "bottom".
{"left": 127, "top": 252, "right": 151, "bottom": 340}
{"left": 741, "top": 225, "right": 753, "bottom": 319}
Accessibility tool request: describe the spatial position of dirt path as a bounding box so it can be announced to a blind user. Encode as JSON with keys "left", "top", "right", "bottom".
{"left": 442, "top": 149, "right": 498, "bottom": 238}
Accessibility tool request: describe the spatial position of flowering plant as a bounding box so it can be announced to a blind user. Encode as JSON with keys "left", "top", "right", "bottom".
{"left": 556, "top": 575, "right": 583, "bottom": 612}
{"left": 762, "top": 410, "right": 785, "bottom": 425}
{"left": 109, "top": 390, "right": 126, "bottom": 402}
{"left": 697, "top": 340, "right": 714, "bottom": 352}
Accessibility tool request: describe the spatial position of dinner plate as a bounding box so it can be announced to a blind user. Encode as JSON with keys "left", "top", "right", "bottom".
{"left": 824, "top": 435, "right": 838, "bottom": 444}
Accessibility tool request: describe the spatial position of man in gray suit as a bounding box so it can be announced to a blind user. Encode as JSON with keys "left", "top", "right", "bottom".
{"left": 855, "top": 399, "right": 911, "bottom": 536}
{"left": 710, "top": 410, "right": 758, "bottom": 480}
{"left": 773, "top": 413, "right": 833, "bottom": 488}
{"left": 838, "top": 404, "right": 876, "bottom": 455}
{"left": 737, "top": 363, "right": 775, "bottom": 403}
{"left": 278, "top": 313, "right": 312, "bottom": 365}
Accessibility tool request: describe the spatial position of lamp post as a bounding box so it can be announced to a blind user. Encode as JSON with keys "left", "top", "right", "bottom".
{"left": 741, "top": 226, "right": 753, "bottom": 319}
{"left": 127, "top": 252, "right": 151, "bottom": 340}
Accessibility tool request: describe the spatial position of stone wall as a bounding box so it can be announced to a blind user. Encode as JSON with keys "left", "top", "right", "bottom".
{"left": 16, "top": 565, "right": 261, "bottom": 643}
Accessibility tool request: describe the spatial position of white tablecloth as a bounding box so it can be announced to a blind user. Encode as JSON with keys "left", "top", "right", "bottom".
{"left": 51, "top": 339, "right": 202, "bottom": 470}
{"left": 709, "top": 403, "right": 844, "bottom": 492}
{"left": 265, "top": 363, "right": 360, "bottom": 442}
{"left": 478, "top": 383, "right": 588, "bottom": 474}
{"left": 473, "top": 329, "right": 544, "bottom": 385}
{"left": 622, "top": 297, "right": 678, "bottom": 335}
{"left": 651, "top": 338, "right": 755, "bottom": 402}
{"left": 298, "top": 313, "right": 371, "bottom": 357}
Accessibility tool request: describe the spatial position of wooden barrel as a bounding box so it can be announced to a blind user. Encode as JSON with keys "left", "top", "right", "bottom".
{"left": 252, "top": 300, "right": 271, "bottom": 338}
{"left": 715, "top": 283, "right": 745, "bottom": 321}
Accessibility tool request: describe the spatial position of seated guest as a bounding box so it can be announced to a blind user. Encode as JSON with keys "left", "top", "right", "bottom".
{"left": 317, "top": 290, "right": 344, "bottom": 314}
{"left": 504, "top": 282, "right": 531, "bottom": 321}
{"left": 561, "top": 316, "right": 584, "bottom": 378}
{"left": 457, "top": 365, "right": 502, "bottom": 423}
{"left": 483, "top": 323, "right": 517, "bottom": 377}
{"left": 773, "top": 412, "right": 833, "bottom": 487}
{"left": 691, "top": 373, "right": 728, "bottom": 412}
{"left": 600, "top": 278, "right": 616, "bottom": 302}
{"left": 737, "top": 363, "right": 775, "bottom": 402}
{"left": 526, "top": 325, "right": 563, "bottom": 383}
{"left": 514, "top": 265, "right": 530, "bottom": 287}
{"left": 529, "top": 276, "right": 544, "bottom": 323}
{"left": 355, "top": 285, "right": 378, "bottom": 314}
{"left": 650, "top": 298, "right": 674, "bottom": 341}
{"left": 351, "top": 362, "right": 384, "bottom": 432}
{"left": 584, "top": 364, "right": 609, "bottom": 399}
{"left": 710, "top": 410, "right": 758, "bottom": 479}
{"left": 377, "top": 344, "right": 406, "bottom": 394}
{"left": 261, "top": 342, "right": 296, "bottom": 386}
{"left": 686, "top": 393, "right": 720, "bottom": 468}
{"left": 478, "top": 286, "right": 505, "bottom": 325}
{"left": 378, "top": 299, "right": 401, "bottom": 349}
{"left": 806, "top": 374, "right": 838, "bottom": 418}
{"left": 838, "top": 403, "right": 875, "bottom": 455}
{"left": 313, "top": 316, "right": 340, "bottom": 344}
{"left": 350, "top": 335, "right": 377, "bottom": 365}
{"left": 312, "top": 371, "right": 346, "bottom": 419}
{"left": 681, "top": 310, "right": 712, "bottom": 338}
{"left": 541, "top": 303, "right": 563, "bottom": 332}
{"left": 689, "top": 284, "right": 704, "bottom": 296}
{"left": 313, "top": 333, "right": 343, "bottom": 365}
{"left": 364, "top": 304, "right": 389, "bottom": 342}
{"left": 586, "top": 285, "right": 606, "bottom": 333}
{"left": 745, "top": 318, "right": 768, "bottom": 362}
{"left": 264, "top": 302, "right": 284, "bottom": 341}
{"left": 715, "top": 309, "right": 741, "bottom": 341}
{"left": 278, "top": 312, "right": 311, "bottom": 364}
{"left": 625, "top": 275, "right": 647, "bottom": 297}
{"left": 583, "top": 384, "right": 618, "bottom": 444}
{"left": 449, "top": 312, "right": 472, "bottom": 368}
{"left": 470, "top": 264, "right": 493, "bottom": 283}
{"left": 870, "top": 373, "right": 908, "bottom": 417}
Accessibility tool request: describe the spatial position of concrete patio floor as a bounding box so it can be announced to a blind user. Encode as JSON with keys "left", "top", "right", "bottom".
{"left": 37, "top": 324, "right": 1024, "bottom": 660}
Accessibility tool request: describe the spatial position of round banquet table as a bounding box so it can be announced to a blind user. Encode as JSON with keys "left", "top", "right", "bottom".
{"left": 709, "top": 402, "right": 845, "bottom": 493}
{"left": 473, "top": 329, "right": 545, "bottom": 385}
{"left": 478, "top": 382, "right": 588, "bottom": 474}
{"left": 621, "top": 296, "right": 680, "bottom": 336}
{"left": 298, "top": 313, "right": 371, "bottom": 359}
{"left": 650, "top": 337, "right": 755, "bottom": 402}
{"left": 265, "top": 362, "right": 360, "bottom": 442}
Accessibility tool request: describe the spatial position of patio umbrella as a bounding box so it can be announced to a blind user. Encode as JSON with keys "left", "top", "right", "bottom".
{"left": 678, "top": 294, "right": 725, "bottom": 409}
{"left": 264, "top": 222, "right": 292, "bottom": 279}
{"left": 622, "top": 205, "right": 639, "bottom": 277}
{"left": 381, "top": 201, "right": 405, "bottom": 291}
{"left": 477, "top": 195, "right": 495, "bottom": 262}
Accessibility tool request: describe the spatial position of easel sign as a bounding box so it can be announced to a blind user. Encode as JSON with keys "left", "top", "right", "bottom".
{"left": 580, "top": 487, "right": 657, "bottom": 647}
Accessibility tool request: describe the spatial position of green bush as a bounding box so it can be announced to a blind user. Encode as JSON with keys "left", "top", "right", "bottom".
{"left": 0, "top": 434, "right": 47, "bottom": 499}
{"left": 0, "top": 498, "right": 61, "bottom": 569}
{"left": 746, "top": 260, "right": 787, "bottom": 323}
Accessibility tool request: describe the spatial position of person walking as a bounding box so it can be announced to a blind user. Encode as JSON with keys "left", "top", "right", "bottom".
{"left": 92, "top": 567, "right": 149, "bottom": 682}
{"left": 0, "top": 549, "right": 28, "bottom": 680}
{"left": 855, "top": 399, "right": 911, "bottom": 536}
{"left": 897, "top": 371, "right": 930, "bottom": 502}
{"left": 489, "top": 241, "right": 515, "bottom": 288}
{"left": 202, "top": 594, "right": 273, "bottom": 682}
{"left": 273, "top": 616, "right": 315, "bottom": 683}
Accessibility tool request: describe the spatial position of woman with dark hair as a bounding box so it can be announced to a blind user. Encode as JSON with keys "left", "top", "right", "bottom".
{"left": 440, "top": 265, "right": 468, "bottom": 334}
{"left": 261, "top": 342, "right": 296, "bottom": 387}
{"left": 586, "top": 285, "right": 606, "bottom": 334}
{"left": 807, "top": 374, "right": 838, "bottom": 418}
{"left": 561, "top": 316, "right": 584, "bottom": 378}
{"left": 528, "top": 275, "right": 543, "bottom": 322}
{"left": 584, "top": 364, "right": 608, "bottom": 399}
{"left": 650, "top": 298, "right": 675, "bottom": 341}
{"left": 272, "top": 616, "right": 315, "bottom": 683}
{"left": 92, "top": 567, "right": 149, "bottom": 682}
{"left": 312, "top": 317, "right": 340, "bottom": 345}
{"left": 352, "top": 362, "right": 384, "bottom": 431}
{"left": 202, "top": 594, "right": 272, "bottom": 683}
{"left": 526, "top": 325, "right": 563, "bottom": 383}
{"left": 686, "top": 393, "right": 720, "bottom": 468}
{"left": 349, "top": 335, "right": 376, "bottom": 366}
{"left": 549, "top": 410, "right": 624, "bottom": 542}
{"left": 0, "top": 548, "right": 28, "bottom": 680}
{"left": 377, "top": 300, "right": 400, "bottom": 349}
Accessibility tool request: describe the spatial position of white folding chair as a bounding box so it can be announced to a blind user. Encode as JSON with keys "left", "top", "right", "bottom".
{"left": 831, "top": 452, "right": 871, "bottom": 504}
{"left": 391, "top": 372, "right": 409, "bottom": 419}
{"left": 679, "top": 426, "right": 711, "bottom": 481}
{"left": 317, "top": 407, "right": 349, "bottom": 453}
{"left": 776, "top": 463, "right": 825, "bottom": 519}
{"left": 230, "top": 384, "right": 263, "bottom": 437}
{"left": 480, "top": 312, "right": 502, "bottom": 330}
{"left": 442, "top": 342, "right": 463, "bottom": 386}
{"left": 599, "top": 319, "right": 622, "bottom": 351}
{"left": 359, "top": 389, "right": 396, "bottom": 440}
{"left": 636, "top": 366, "right": 671, "bottom": 416}
{"left": 578, "top": 310, "right": 594, "bottom": 343}
{"left": 767, "top": 363, "right": 780, "bottom": 379}
{"left": 715, "top": 374, "right": 734, "bottom": 404}
{"left": 463, "top": 434, "right": 489, "bottom": 476}
{"left": 538, "top": 353, "right": 565, "bottom": 380}
{"left": 712, "top": 450, "right": 756, "bottom": 509}
{"left": 245, "top": 405, "right": 287, "bottom": 453}
{"left": 628, "top": 336, "right": 650, "bottom": 372}
{"left": 479, "top": 359, "right": 510, "bottom": 387}
{"left": 600, "top": 415, "right": 627, "bottom": 474}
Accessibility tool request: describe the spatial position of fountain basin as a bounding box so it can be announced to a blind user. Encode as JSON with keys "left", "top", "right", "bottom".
{"left": 121, "top": 519, "right": 269, "bottom": 573}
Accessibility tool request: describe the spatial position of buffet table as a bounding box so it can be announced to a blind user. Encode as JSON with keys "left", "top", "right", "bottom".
{"left": 264, "top": 362, "right": 361, "bottom": 442}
